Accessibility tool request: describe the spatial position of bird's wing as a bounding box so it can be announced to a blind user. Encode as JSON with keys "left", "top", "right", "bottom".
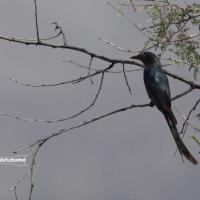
{"left": 144, "top": 67, "right": 177, "bottom": 125}
{"left": 143, "top": 68, "right": 171, "bottom": 111}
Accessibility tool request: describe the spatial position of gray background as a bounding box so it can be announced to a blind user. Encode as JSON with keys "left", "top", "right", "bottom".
{"left": 0, "top": 0, "right": 199, "bottom": 200}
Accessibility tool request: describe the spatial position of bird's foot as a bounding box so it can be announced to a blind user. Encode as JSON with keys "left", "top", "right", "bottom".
{"left": 150, "top": 101, "right": 155, "bottom": 107}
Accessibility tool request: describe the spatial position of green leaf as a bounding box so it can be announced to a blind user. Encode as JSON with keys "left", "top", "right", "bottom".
{"left": 191, "top": 136, "right": 200, "bottom": 147}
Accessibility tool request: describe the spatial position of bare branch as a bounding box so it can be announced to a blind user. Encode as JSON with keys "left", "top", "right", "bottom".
{"left": 7, "top": 58, "right": 200, "bottom": 90}
{"left": 88, "top": 56, "right": 94, "bottom": 84}
{"left": 122, "top": 64, "right": 132, "bottom": 94}
{"left": 0, "top": 85, "right": 195, "bottom": 124}
{"left": 10, "top": 32, "right": 62, "bottom": 43}
{"left": 0, "top": 33, "right": 199, "bottom": 90}
{"left": 0, "top": 168, "right": 31, "bottom": 196}
{"left": 28, "top": 145, "right": 40, "bottom": 200}
{"left": 130, "top": 0, "right": 136, "bottom": 11}
{"left": 6, "top": 86, "right": 197, "bottom": 198}
{"left": 171, "top": 87, "right": 193, "bottom": 101}
{"left": 173, "top": 105, "right": 200, "bottom": 132}
{"left": 5, "top": 73, "right": 104, "bottom": 123}
{"left": 9, "top": 63, "right": 114, "bottom": 87}
{"left": 12, "top": 86, "right": 196, "bottom": 152}
{"left": 63, "top": 60, "right": 142, "bottom": 74}
{"left": 180, "top": 98, "right": 200, "bottom": 134}
{"left": 14, "top": 187, "right": 18, "bottom": 200}
{"left": 33, "top": 0, "right": 40, "bottom": 43}
{"left": 98, "top": 37, "right": 136, "bottom": 52}
{"left": 107, "top": 2, "right": 152, "bottom": 40}
{"left": 0, "top": 35, "right": 141, "bottom": 65}
{"left": 164, "top": 70, "right": 200, "bottom": 89}
{"left": 25, "top": 102, "right": 151, "bottom": 149}
{"left": 52, "top": 22, "right": 67, "bottom": 45}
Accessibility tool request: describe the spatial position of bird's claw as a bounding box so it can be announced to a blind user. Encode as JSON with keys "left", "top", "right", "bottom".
{"left": 150, "top": 101, "right": 154, "bottom": 107}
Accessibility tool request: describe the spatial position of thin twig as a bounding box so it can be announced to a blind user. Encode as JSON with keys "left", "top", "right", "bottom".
{"left": 9, "top": 63, "right": 114, "bottom": 87}
{"left": 64, "top": 60, "right": 142, "bottom": 74}
{"left": 14, "top": 187, "right": 18, "bottom": 200}
{"left": 8, "top": 63, "right": 200, "bottom": 90}
{"left": 12, "top": 85, "right": 196, "bottom": 153}
{"left": 88, "top": 56, "right": 94, "bottom": 84}
{"left": 0, "top": 33, "right": 200, "bottom": 89}
{"left": 10, "top": 32, "right": 62, "bottom": 43}
{"left": 122, "top": 63, "right": 132, "bottom": 94}
{"left": 98, "top": 37, "right": 136, "bottom": 52}
{"left": 0, "top": 35, "right": 139, "bottom": 64}
{"left": 28, "top": 143, "right": 42, "bottom": 200}
{"left": 107, "top": 2, "right": 151, "bottom": 40}
{"left": 5, "top": 73, "right": 105, "bottom": 123}
{"left": 182, "top": 122, "right": 189, "bottom": 137}
{"left": 130, "top": 0, "right": 136, "bottom": 11}
{"left": 26, "top": 103, "right": 151, "bottom": 148}
{"left": 0, "top": 168, "right": 31, "bottom": 195}
{"left": 164, "top": 70, "right": 200, "bottom": 89}
{"left": 52, "top": 22, "right": 67, "bottom": 45}
{"left": 173, "top": 105, "right": 200, "bottom": 132}
{"left": 0, "top": 86, "right": 194, "bottom": 124}
{"left": 33, "top": 0, "right": 40, "bottom": 43}
{"left": 8, "top": 88, "right": 198, "bottom": 197}
{"left": 171, "top": 87, "right": 193, "bottom": 101}
{"left": 180, "top": 98, "right": 200, "bottom": 134}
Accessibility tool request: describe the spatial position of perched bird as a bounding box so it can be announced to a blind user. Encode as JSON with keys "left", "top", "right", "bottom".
{"left": 131, "top": 51, "right": 197, "bottom": 165}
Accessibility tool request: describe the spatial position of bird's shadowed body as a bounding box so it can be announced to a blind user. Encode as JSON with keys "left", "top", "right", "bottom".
{"left": 131, "top": 51, "right": 197, "bottom": 165}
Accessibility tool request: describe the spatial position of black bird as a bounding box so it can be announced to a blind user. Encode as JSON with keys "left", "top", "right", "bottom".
{"left": 131, "top": 51, "right": 197, "bottom": 165}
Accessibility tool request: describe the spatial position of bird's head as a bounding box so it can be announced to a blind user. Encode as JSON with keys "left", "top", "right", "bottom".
{"left": 130, "top": 51, "right": 159, "bottom": 67}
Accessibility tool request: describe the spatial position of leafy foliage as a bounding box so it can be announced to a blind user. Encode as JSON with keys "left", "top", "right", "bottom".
{"left": 146, "top": 1, "right": 200, "bottom": 75}
{"left": 121, "top": 0, "right": 200, "bottom": 79}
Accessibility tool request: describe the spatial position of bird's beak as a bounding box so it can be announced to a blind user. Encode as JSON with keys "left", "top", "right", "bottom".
{"left": 130, "top": 54, "right": 141, "bottom": 60}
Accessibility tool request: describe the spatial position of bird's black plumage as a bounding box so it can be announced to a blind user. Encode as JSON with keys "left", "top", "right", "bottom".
{"left": 131, "top": 51, "right": 197, "bottom": 165}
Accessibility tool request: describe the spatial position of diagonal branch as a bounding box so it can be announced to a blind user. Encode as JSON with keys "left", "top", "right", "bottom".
{"left": 13, "top": 102, "right": 150, "bottom": 154}
{"left": 171, "top": 87, "right": 194, "bottom": 101}
{"left": 180, "top": 98, "right": 200, "bottom": 134}
{"left": 13, "top": 85, "right": 196, "bottom": 154}
{"left": 0, "top": 35, "right": 139, "bottom": 65}
{"left": 4, "top": 73, "right": 105, "bottom": 123}
{"left": 0, "top": 34, "right": 200, "bottom": 89}
{"left": 9, "top": 63, "right": 114, "bottom": 87}
{"left": 0, "top": 86, "right": 195, "bottom": 124}
{"left": 98, "top": 37, "right": 136, "bottom": 52}
{"left": 164, "top": 70, "right": 200, "bottom": 89}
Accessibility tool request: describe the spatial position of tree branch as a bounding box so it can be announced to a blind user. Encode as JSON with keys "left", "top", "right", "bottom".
{"left": 122, "top": 63, "right": 132, "bottom": 94}
{"left": 33, "top": 0, "right": 40, "bottom": 43}
{"left": 180, "top": 98, "right": 200, "bottom": 134}
{"left": 0, "top": 85, "right": 195, "bottom": 124}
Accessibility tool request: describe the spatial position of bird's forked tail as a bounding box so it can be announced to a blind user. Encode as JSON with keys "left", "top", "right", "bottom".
{"left": 164, "top": 113, "right": 198, "bottom": 165}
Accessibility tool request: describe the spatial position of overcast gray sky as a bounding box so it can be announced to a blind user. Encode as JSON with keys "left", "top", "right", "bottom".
{"left": 0, "top": 0, "right": 199, "bottom": 200}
